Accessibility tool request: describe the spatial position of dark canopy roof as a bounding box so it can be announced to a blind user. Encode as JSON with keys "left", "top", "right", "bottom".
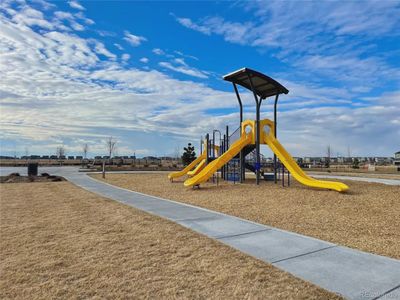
{"left": 223, "top": 68, "right": 289, "bottom": 99}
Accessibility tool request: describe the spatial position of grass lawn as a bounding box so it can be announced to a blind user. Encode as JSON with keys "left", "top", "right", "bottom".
{"left": 0, "top": 182, "right": 340, "bottom": 299}
{"left": 92, "top": 173, "right": 400, "bottom": 259}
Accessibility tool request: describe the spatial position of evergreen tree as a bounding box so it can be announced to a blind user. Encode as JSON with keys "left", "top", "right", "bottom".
{"left": 352, "top": 158, "right": 360, "bottom": 169}
{"left": 182, "top": 143, "right": 196, "bottom": 166}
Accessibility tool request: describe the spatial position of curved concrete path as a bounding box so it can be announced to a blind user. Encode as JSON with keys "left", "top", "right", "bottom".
{"left": 1, "top": 167, "right": 400, "bottom": 299}
{"left": 311, "top": 174, "right": 400, "bottom": 186}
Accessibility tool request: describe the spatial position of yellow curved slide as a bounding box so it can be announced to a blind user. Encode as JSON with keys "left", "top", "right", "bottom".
{"left": 264, "top": 134, "right": 349, "bottom": 192}
{"left": 187, "top": 158, "right": 206, "bottom": 177}
{"left": 184, "top": 134, "right": 252, "bottom": 187}
{"left": 168, "top": 152, "right": 206, "bottom": 180}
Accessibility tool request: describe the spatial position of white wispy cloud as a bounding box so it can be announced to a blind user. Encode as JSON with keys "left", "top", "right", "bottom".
{"left": 0, "top": 4, "right": 232, "bottom": 154}
{"left": 152, "top": 48, "right": 165, "bottom": 55}
{"left": 68, "top": 1, "right": 85, "bottom": 11}
{"left": 270, "top": 91, "right": 400, "bottom": 157}
{"left": 174, "top": 50, "right": 198, "bottom": 61}
{"left": 114, "top": 43, "right": 123, "bottom": 50}
{"left": 11, "top": 5, "right": 54, "bottom": 29}
{"left": 74, "top": 11, "right": 94, "bottom": 25}
{"left": 121, "top": 53, "right": 130, "bottom": 61}
{"left": 93, "top": 40, "right": 116, "bottom": 60}
{"left": 174, "top": 1, "right": 400, "bottom": 89}
{"left": 175, "top": 17, "right": 211, "bottom": 35}
{"left": 292, "top": 54, "right": 400, "bottom": 91}
{"left": 97, "top": 30, "right": 116, "bottom": 37}
{"left": 123, "top": 30, "right": 147, "bottom": 47}
{"left": 52, "top": 8, "right": 93, "bottom": 32}
{"left": 1, "top": 1, "right": 399, "bottom": 157}
{"left": 140, "top": 57, "right": 149, "bottom": 63}
{"left": 159, "top": 58, "right": 209, "bottom": 79}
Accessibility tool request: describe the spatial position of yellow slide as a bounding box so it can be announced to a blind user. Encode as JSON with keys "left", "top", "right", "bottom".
{"left": 264, "top": 134, "right": 349, "bottom": 192}
{"left": 184, "top": 134, "right": 252, "bottom": 187}
{"left": 187, "top": 158, "right": 206, "bottom": 177}
{"left": 168, "top": 152, "right": 206, "bottom": 180}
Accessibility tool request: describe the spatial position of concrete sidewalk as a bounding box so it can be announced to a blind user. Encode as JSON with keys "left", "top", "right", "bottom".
{"left": 2, "top": 166, "right": 399, "bottom": 186}
{"left": 311, "top": 174, "right": 400, "bottom": 186}
{"left": 53, "top": 169, "right": 400, "bottom": 300}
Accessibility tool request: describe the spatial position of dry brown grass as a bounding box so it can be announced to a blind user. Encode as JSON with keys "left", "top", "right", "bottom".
{"left": 92, "top": 173, "right": 400, "bottom": 259}
{"left": 0, "top": 182, "right": 340, "bottom": 299}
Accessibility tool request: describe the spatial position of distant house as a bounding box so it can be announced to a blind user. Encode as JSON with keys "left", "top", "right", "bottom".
{"left": 159, "top": 156, "right": 174, "bottom": 160}
{"left": 143, "top": 156, "right": 159, "bottom": 160}
{"left": 394, "top": 151, "right": 400, "bottom": 166}
{"left": 330, "top": 157, "right": 338, "bottom": 163}
{"left": 68, "top": 156, "right": 75, "bottom": 160}
{"left": 76, "top": 156, "right": 83, "bottom": 160}
{"left": 0, "top": 155, "right": 14, "bottom": 159}
{"left": 303, "top": 157, "right": 323, "bottom": 166}
{"left": 293, "top": 157, "right": 303, "bottom": 164}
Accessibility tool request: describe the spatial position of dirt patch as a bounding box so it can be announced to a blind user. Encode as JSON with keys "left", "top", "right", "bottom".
{"left": 92, "top": 173, "right": 400, "bottom": 259}
{"left": 0, "top": 182, "right": 340, "bottom": 299}
{"left": 0, "top": 172, "right": 65, "bottom": 183}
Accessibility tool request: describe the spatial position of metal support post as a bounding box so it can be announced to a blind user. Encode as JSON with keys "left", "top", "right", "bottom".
{"left": 212, "top": 131, "right": 215, "bottom": 159}
{"left": 205, "top": 133, "right": 209, "bottom": 163}
{"left": 273, "top": 94, "right": 279, "bottom": 184}
{"left": 233, "top": 83, "right": 245, "bottom": 183}
{"left": 247, "top": 74, "right": 262, "bottom": 185}
{"left": 226, "top": 126, "right": 229, "bottom": 180}
{"left": 222, "top": 139, "right": 225, "bottom": 179}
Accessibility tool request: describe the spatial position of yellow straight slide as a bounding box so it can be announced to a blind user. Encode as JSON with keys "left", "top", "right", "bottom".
{"left": 184, "top": 134, "right": 252, "bottom": 187}
{"left": 264, "top": 134, "right": 349, "bottom": 192}
{"left": 168, "top": 152, "right": 206, "bottom": 180}
{"left": 187, "top": 158, "right": 206, "bottom": 177}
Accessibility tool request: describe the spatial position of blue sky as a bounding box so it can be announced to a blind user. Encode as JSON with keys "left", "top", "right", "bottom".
{"left": 0, "top": 0, "right": 399, "bottom": 158}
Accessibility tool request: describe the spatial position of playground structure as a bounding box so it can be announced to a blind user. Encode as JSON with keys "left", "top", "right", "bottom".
{"left": 168, "top": 68, "right": 349, "bottom": 192}
{"left": 168, "top": 144, "right": 219, "bottom": 180}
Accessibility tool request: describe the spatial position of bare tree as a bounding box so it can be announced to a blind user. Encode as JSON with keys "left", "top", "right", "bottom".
{"left": 56, "top": 145, "right": 66, "bottom": 166}
{"left": 82, "top": 143, "right": 89, "bottom": 159}
{"left": 105, "top": 136, "right": 117, "bottom": 158}
{"left": 325, "top": 145, "right": 331, "bottom": 168}
{"left": 56, "top": 145, "right": 66, "bottom": 158}
{"left": 24, "top": 146, "right": 29, "bottom": 161}
{"left": 174, "top": 146, "right": 180, "bottom": 160}
{"left": 13, "top": 147, "right": 17, "bottom": 165}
